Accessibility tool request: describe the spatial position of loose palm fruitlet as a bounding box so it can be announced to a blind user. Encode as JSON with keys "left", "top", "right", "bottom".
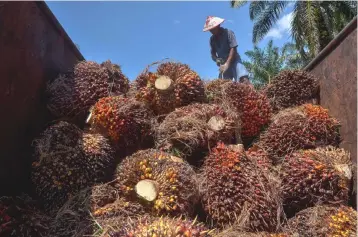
{"left": 200, "top": 142, "right": 280, "bottom": 231}
{"left": 47, "top": 60, "right": 129, "bottom": 121}
{"left": 31, "top": 121, "right": 115, "bottom": 213}
{"left": 264, "top": 69, "right": 319, "bottom": 112}
{"left": 107, "top": 216, "right": 213, "bottom": 237}
{"left": 207, "top": 80, "right": 272, "bottom": 138}
{"left": 135, "top": 61, "right": 205, "bottom": 115}
{"left": 113, "top": 149, "right": 199, "bottom": 217}
{"left": 50, "top": 183, "right": 145, "bottom": 237}
{"left": 90, "top": 96, "right": 154, "bottom": 155}
{"left": 258, "top": 104, "right": 341, "bottom": 164}
{"left": 283, "top": 205, "right": 357, "bottom": 237}
{"left": 0, "top": 195, "right": 50, "bottom": 237}
{"left": 280, "top": 146, "right": 353, "bottom": 216}
{"left": 156, "top": 103, "right": 240, "bottom": 162}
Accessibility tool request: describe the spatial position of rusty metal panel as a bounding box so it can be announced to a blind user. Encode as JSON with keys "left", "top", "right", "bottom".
{"left": 0, "top": 2, "right": 84, "bottom": 195}
{"left": 308, "top": 27, "right": 357, "bottom": 165}
{"left": 306, "top": 18, "right": 357, "bottom": 207}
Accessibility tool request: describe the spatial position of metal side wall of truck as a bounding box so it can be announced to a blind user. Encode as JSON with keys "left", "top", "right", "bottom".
{"left": 305, "top": 17, "right": 357, "bottom": 208}
{"left": 0, "top": 2, "right": 84, "bottom": 196}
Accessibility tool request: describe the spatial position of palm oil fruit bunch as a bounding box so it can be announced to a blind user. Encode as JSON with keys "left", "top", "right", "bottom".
{"left": 113, "top": 149, "right": 199, "bottom": 217}
{"left": 200, "top": 142, "right": 280, "bottom": 231}
{"left": 246, "top": 144, "right": 273, "bottom": 171}
{"left": 47, "top": 60, "right": 129, "bottom": 121}
{"left": 258, "top": 104, "right": 341, "bottom": 164}
{"left": 264, "top": 69, "right": 319, "bottom": 112}
{"left": 284, "top": 205, "right": 357, "bottom": 237}
{"left": 0, "top": 195, "right": 50, "bottom": 237}
{"left": 280, "top": 146, "right": 353, "bottom": 216}
{"left": 135, "top": 61, "right": 205, "bottom": 115}
{"left": 50, "top": 184, "right": 145, "bottom": 237}
{"left": 108, "top": 216, "right": 213, "bottom": 237}
{"left": 215, "top": 230, "right": 291, "bottom": 237}
{"left": 90, "top": 95, "right": 154, "bottom": 155}
{"left": 221, "top": 81, "right": 272, "bottom": 138}
{"left": 156, "top": 103, "right": 240, "bottom": 163}
{"left": 31, "top": 121, "right": 115, "bottom": 213}
{"left": 204, "top": 79, "right": 231, "bottom": 103}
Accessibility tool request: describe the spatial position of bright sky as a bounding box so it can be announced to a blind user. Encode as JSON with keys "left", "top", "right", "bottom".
{"left": 46, "top": 1, "right": 294, "bottom": 80}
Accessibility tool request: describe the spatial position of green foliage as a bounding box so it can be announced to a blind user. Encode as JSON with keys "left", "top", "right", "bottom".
{"left": 242, "top": 40, "right": 306, "bottom": 88}
{"left": 231, "top": 0, "right": 357, "bottom": 61}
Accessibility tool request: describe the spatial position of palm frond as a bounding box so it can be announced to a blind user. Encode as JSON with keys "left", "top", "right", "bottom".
{"left": 252, "top": 1, "right": 289, "bottom": 44}
{"left": 230, "top": 0, "right": 248, "bottom": 9}
{"left": 249, "top": 1, "right": 267, "bottom": 20}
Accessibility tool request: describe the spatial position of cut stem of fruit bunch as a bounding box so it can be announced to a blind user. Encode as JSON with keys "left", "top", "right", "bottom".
{"left": 156, "top": 103, "right": 240, "bottom": 165}
{"left": 206, "top": 80, "right": 272, "bottom": 139}
{"left": 135, "top": 179, "right": 159, "bottom": 202}
{"left": 113, "top": 149, "right": 199, "bottom": 217}
{"left": 135, "top": 61, "right": 205, "bottom": 115}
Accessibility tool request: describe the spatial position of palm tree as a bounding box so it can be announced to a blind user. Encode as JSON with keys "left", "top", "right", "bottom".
{"left": 242, "top": 40, "right": 304, "bottom": 88}
{"left": 230, "top": 1, "right": 357, "bottom": 60}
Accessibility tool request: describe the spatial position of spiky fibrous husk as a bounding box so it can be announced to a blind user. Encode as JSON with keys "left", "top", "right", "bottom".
{"left": 175, "top": 71, "right": 206, "bottom": 107}
{"left": 31, "top": 121, "right": 115, "bottom": 213}
{"left": 205, "top": 79, "right": 231, "bottom": 104}
{"left": 280, "top": 146, "right": 353, "bottom": 216}
{"left": 47, "top": 60, "right": 129, "bottom": 121}
{"left": 264, "top": 69, "right": 319, "bottom": 112}
{"left": 50, "top": 183, "right": 145, "bottom": 237}
{"left": 156, "top": 103, "right": 240, "bottom": 163}
{"left": 0, "top": 195, "right": 50, "bottom": 237}
{"left": 90, "top": 96, "right": 154, "bottom": 155}
{"left": 258, "top": 104, "right": 341, "bottom": 164}
{"left": 113, "top": 149, "right": 199, "bottom": 217}
{"left": 246, "top": 144, "right": 273, "bottom": 171}
{"left": 214, "top": 229, "right": 291, "bottom": 237}
{"left": 200, "top": 142, "right": 281, "bottom": 231}
{"left": 135, "top": 61, "right": 205, "bottom": 115}
{"left": 206, "top": 80, "right": 272, "bottom": 138}
{"left": 283, "top": 205, "right": 357, "bottom": 237}
{"left": 107, "top": 216, "right": 213, "bottom": 237}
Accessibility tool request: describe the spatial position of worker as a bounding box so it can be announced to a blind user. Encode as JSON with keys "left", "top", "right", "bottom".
{"left": 203, "top": 15, "right": 249, "bottom": 82}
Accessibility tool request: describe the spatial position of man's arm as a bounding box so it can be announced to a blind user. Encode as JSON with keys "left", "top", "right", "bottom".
{"left": 226, "top": 47, "right": 237, "bottom": 66}
{"left": 225, "top": 30, "right": 238, "bottom": 66}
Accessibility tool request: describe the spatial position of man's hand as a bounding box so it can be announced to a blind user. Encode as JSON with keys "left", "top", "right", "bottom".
{"left": 219, "top": 62, "right": 229, "bottom": 73}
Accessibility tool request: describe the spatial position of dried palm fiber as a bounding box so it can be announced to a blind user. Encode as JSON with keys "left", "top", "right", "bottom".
{"left": 199, "top": 142, "right": 281, "bottom": 231}
{"left": 246, "top": 144, "right": 273, "bottom": 171}
{"left": 49, "top": 183, "right": 145, "bottom": 237}
{"left": 135, "top": 60, "right": 205, "bottom": 115}
{"left": 205, "top": 79, "right": 230, "bottom": 104}
{"left": 264, "top": 70, "right": 319, "bottom": 112}
{"left": 89, "top": 96, "right": 154, "bottom": 156}
{"left": 258, "top": 104, "right": 341, "bottom": 165}
{"left": 206, "top": 80, "right": 271, "bottom": 138}
{"left": 31, "top": 121, "right": 115, "bottom": 213}
{"left": 0, "top": 195, "right": 50, "bottom": 237}
{"left": 280, "top": 146, "right": 353, "bottom": 216}
{"left": 214, "top": 228, "right": 292, "bottom": 237}
{"left": 283, "top": 205, "right": 357, "bottom": 237}
{"left": 47, "top": 60, "right": 129, "bottom": 121}
{"left": 106, "top": 215, "right": 213, "bottom": 237}
{"left": 113, "top": 149, "right": 199, "bottom": 217}
{"left": 156, "top": 103, "right": 240, "bottom": 164}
